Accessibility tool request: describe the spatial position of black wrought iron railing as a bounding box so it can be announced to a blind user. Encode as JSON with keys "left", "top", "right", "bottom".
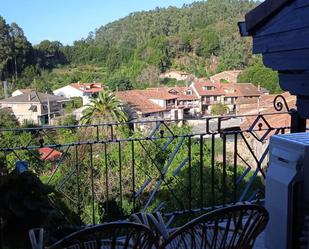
{"left": 0, "top": 95, "right": 300, "bottom": 227}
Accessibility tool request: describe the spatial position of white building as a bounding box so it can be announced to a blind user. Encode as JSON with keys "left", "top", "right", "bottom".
{"left": 160, "top": 70, "right": 193, "bottom": 82}
{"left": 0, "top": 91, "right": 68, "bottom": 125}
{"left": 11, "top": 89, "right": 33, "bottom": 97}
{"left": 53, "top": 82, "right": 104, "bottom": 105}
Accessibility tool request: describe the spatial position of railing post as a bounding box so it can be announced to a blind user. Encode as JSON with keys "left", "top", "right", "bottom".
{"left": 290, "top": 109, "right": 306, "bottom": 133}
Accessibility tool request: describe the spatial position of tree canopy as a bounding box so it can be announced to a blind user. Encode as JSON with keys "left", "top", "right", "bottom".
{"left": 0, "top": 0, "right": 271, "bottom": 97}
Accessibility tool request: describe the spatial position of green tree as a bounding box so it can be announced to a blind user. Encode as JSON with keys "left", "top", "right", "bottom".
{"left": 34, "top": 40, "right": 67, "bottom": 69}
{"left": 0, "top": 108, "right": 18, "bottom": 128}
{"left": 107, "top": 75, "right": 133, "bottom": 91}
{"left": 0, "top": 16, "right": 12, "bottom": 80}
{"left": 211, "top": 103, "right": 229, "bottom": 115}
{"left": 81, "top": 90, "right": 128, "bottom": 124}
{"left": 238, "top": 57, "right": 281, "bottom": 94}
{"left": 9, "top": 22, "right": 31, "bottom": 80}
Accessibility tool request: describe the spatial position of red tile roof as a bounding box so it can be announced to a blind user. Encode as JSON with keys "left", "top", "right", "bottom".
{"left": 192, "top": 80, "right": 224, "bottom": 96}
{"left": 70, "top": 83, "right": 104, "bottom": 93}
{"left": 240, "top": 92, "right": 299, "bottom": 139}
{"left": 239, "top": 92, "right": 295, "bottom": 116}
{"left": 39, "top": 147, "right": 62, "bottom": 161}
{"left": 116, "top": 90, "right": 165, "bottom": 114}
{"left": 167, "top": 86, "right": 199, "bottom": 101}
{"left": 221, "top": 83, "right": 261, "bottom": 97}
{"left": 141, "top": 88, "right": 178, "bottom": 100}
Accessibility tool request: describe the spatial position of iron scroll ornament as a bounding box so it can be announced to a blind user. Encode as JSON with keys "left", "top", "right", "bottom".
{"left": 273, "top": 95, "right": 290, "bottom": 112}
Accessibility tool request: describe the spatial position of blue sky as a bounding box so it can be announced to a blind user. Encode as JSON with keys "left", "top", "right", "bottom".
{"left": 1, "top": 0, "right": 199, "bottom": 45}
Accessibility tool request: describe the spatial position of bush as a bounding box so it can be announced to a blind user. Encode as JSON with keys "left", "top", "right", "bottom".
{"left": 211, "top": 103, "right": 229, "bottom": 115}
{"left": 0, "top": 171, "right": 82, "bottom": 248}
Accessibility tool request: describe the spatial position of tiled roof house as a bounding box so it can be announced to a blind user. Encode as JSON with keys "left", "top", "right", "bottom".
{"left": 53, "top": 82, "right": 104, "bottom": 105}
{"left": 0, "top": 91, "right": 68, "bottom": 125}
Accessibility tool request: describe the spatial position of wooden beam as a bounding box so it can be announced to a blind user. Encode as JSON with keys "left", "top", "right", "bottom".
{"left": 245, "top": 0, "right": 295, "bottom": 34}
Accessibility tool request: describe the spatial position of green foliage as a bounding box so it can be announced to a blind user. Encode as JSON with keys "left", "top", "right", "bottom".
{"left": 64, "top": 97, "right": 83, "bottom": 112}
{"left": 34, "top": 40, "right": 67, "bottom": 69}
{"left": 59, "top": 114, "right": 78, "bottom": 126}
{"left": 0, "top": 16, "right": 13, "bottom": 79}
{"left": 238, "top": 57, "right": 281, "bottom": 94}
{"left": 107, "top": 74, "right": 133, "bottom": 91}
{"left": 160, "top": 78, "right": 187, "bottom": 87}
{"left": 81, "top": 90, "right": 128, "bottom": 124}
{"left": 0, "top": 108, "right": 18, "bottom": 128}
{"left": 211, "top": 103, "right": 229, "bottom": 115}
{"left": 0, "top": 1, "right": 260, "bottom": 95}
{"left": 0, "top": 171, "right": 82, "bottom": 248}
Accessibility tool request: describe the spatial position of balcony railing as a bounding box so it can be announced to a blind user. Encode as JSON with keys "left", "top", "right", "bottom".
{"left": 0, "top": 95, "right": 299, "bottom": 227}
{"left": 202, "top": 100, "right": 221, "bottom": 105}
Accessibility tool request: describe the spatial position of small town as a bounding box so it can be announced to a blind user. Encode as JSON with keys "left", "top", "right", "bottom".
{"left": 0, "top": 69, "right": 276, "bottom": 126}
{"left": 1, "top": 1, "right": 308, "bottom": 249}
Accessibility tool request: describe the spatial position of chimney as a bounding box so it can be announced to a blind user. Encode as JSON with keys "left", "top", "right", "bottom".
{"left": 28, "top": 94, "right": 31, "bottom": 101}
{"left": 258, "top": 83, "right": 261, "bottom": 92}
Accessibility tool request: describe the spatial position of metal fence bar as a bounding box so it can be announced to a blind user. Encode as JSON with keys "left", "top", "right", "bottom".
{"left": 1, "top": 105, "right": 303, "bottom": 226}
{"left": 233, "top": 133, "right": 238, "bottom": 203}
{"left": 131, "top": 140, "right": 136, "bottom": 213}
{"left": 211, "top": 133, "right": 215, "bottom": 208}
{"left": 199, "top": 134, "right": 204, "bottom": 208}
{"left": 188, "top": 136, "right": 192, "bottom": 211}
{"left": 222, "top": 133, "right": 227, "bottom": 205}
{"left": 89, "top": 143, "right": 95, "bottom": 224}
{"left": 118, "top": 142, "right": 123, "bottom": 212}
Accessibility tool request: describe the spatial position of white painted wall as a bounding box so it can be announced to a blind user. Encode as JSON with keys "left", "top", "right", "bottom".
{"left": 53, "top": 86, "right": 90, "bottom": 105}
{"left": 12, "top": 90, "right": 25, "bottom": 97}
{"left": 149, "top": 99, "right": 166, "bottom": 108}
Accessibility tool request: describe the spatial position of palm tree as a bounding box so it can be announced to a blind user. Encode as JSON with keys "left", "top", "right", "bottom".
{"left": 81, "top": 90, "right": 128, "bottom": 124}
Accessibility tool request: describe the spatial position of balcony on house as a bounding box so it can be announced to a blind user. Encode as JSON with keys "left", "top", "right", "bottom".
{"left": 1, "top": 95, "right": 303, "bottom": 248}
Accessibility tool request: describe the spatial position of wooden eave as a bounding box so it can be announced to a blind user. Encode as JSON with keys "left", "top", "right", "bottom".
{"left": 245, "top": 0, "right": 295, "bottom": 34}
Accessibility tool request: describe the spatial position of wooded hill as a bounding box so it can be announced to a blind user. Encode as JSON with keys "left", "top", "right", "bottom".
{"left": 0, "top": 0, "right": 280, "bottom": 96}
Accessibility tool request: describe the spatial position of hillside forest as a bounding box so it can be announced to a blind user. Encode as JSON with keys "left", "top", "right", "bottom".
{"left": 0, "top": 2, "right": 269, "bottom": 247}
{"left": 0, "top": 0, "right": 280, "bottom": 98}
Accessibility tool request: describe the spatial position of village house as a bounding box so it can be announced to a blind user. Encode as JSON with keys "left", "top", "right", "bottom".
{"left": 210, "top": 70, "right": 242, "bottom": 83}
{"left": 190, "top": 80, "right": 224, "bottom": 114}
{"left": 53, "top": 82, "right": 104, "bottom": 105}
{"left": 116, "top": 88, "right": 186, "bottom": 121}
{"left": 166, "top": 86, "right": 200, "bottom": 116}
{"left": 0, "top": 91, "right": 67, "bottom": 125}
{"left": 11, "top": 88, "right": 33, "bottom": 97}
{"left": 191, "top": 79, "right": 262, "bottom": 115}
{"left": 221, "top": 83, "right": 261, "bottom": 113}
{"left": 159, "top": 70, "right": 193, "bottom": 81}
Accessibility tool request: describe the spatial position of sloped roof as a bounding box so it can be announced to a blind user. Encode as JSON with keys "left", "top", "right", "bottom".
{"left": 240, "top": 92, "right": 296, "bottom": 140}
{"left": 210, "top": 70, "right": 242, "bottom": 81}
{"left": 239, "top": 92, "right": 295, "bottom": 116}
{"left": 244, "top": 0, "right": 294, "bottom": 34}
{"left": 221, "top": 83, "right": 261, "bottom": 97}
{"left": 167, "top": 86, "right": 199, "bottom": 101}
{"left": 192, "top": 80, "right": 224, "bottom": 96}
{"left": 14, "top": 89, "right": 33, "bottom": 94}
{"left": 140, "top": 88, "right": 178, "bottom": 100}
{"left": 116, "top": 90, "right": 165, "bottom": 114}
{"left": 70, "top": 83, "right": 104, "bottom": 93}
{"left": 39, "top": 147, "right": 62, "bottom": 161}
{"left": 0, "top": 91, "right": 67, "bottom": 103}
